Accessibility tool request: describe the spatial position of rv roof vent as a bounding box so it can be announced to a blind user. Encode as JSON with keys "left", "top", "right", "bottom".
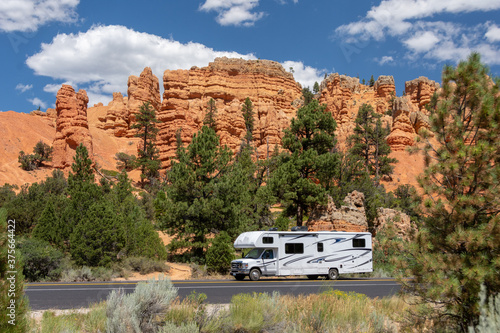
{"left": 291, "top": 226, "right": 308, "bottom": 232}
{"left": 268, "top": 227, "right": 278, "bottom": 231}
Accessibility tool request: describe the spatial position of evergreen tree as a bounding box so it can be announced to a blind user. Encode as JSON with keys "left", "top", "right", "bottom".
{"left": 131, "top": 102, "right": 161, "bottom": 187}
{"left": 241, "top": 97, "right": 254, "bottom": 148}
{"left": 302, "top": 87, "right": 314, "bottom": 106}
{"left": 157, "top": 125, "right": 251, "bottom": 260}
{"left": 0, "top": 208, "right": 30, "bottom": 332}
{"left": 348, "top": 103, "right": 396, "bottom": 183}
{"left": 70, "top": 143, "right": 94, "bottom": 184}
{"left": 32, "top": 140, "right": 53, "bottom": 168}
{"left": 369, "top": 75, "right": 375, "bottom": 87}
{"left": 206, "top": 231, "right": 235, "bottom": 274}
{"left": 203, "top": 98, "right": 217, "bottom": 129}
{"left": 313, "top": 81, "right": 320, "bottom": 94}
{"left": 115, "top": 152, "right": 137, "bottom": 171}
{"left": 396, "top": 53, "right": 500, "bottom": 331}
{"left": 70, "top": 201, "right": 125, "bottom": 267}
{"left": 270, "top": 100, "right": 339, "bottom": 226}
{"left": 32, "top": 201, "right": 63, "bottom": 247}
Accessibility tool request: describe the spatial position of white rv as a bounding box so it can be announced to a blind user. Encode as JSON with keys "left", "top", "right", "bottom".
{"left": 230, "top": 230, "right": 372, "bottom": 281}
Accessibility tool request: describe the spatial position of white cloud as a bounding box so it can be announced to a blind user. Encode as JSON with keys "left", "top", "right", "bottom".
{"left": 0, "top": 0, "right": 79, "bottom": 32}
{"left": 485, "top": 24, "right": 500, "bottom": 42}
{"left": 26, "top": 25, "right": 257, "bottom": 105}
{"left": 378, "top": 56, "right": 394, "bottom": 65}
{"left": 15, "top": 83, "right": 33, "bottom": 92}
{"left": 336, "top": 0, "right": 500, "bottom": 65}
{"left": 28, "top": 97, "right": 47, "bottom": 109}
{"left": 200, "top": 0, "right": 265, "bottom": 26}
{"left": 281, "top": 60, "right": 325, "bottom": 89}
{"left": 404, "top": 31, "right": 440, "bottom": 52}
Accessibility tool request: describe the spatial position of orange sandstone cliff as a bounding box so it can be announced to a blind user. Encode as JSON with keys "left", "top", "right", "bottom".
{"left": 157, "top": 57, "right": 303, "bottom": 166}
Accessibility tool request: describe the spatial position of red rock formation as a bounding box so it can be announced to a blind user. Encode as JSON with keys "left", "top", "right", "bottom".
{"left": 319, "top": 74, "right": 395, "bottom": 149}
{"left": 52, "top": 85, "right": 94, "bottom": 169}
{"left": 307, "top": 191, "right": 368, "bottom": 232}
{"left": 127, "top": 67, "right": 161, "bottom": 136}
{"left": 404, "top": 76, "right": 440, "bottom": 114}
{"left": 157, "top": 57, "right": 302, "bottom": 166}
{"left": 96, "top": 67, "right": 162, "bottom": 137}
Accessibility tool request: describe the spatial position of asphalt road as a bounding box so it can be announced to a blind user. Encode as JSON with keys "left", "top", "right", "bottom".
{"left": 26, "top": 278, "right": 401, "bottom": 310}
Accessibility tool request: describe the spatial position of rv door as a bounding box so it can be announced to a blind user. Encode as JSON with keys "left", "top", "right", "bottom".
{"left": 261, "top": 249, "right": 277, "bottom": 276}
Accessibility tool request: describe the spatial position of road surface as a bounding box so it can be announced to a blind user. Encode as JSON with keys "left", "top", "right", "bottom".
{"left": 26, "top": 278, "right": 401, "bottom": 310}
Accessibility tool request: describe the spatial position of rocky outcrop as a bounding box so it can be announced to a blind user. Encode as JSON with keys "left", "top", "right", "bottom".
{"left": 157, "top": 57, "right": 303, "bottom": 166}
{"left": 374, "top": 208, "right": 415, "bottom": 241}
{"left": 386, "top": 97, "right": 416, "bottom": 150}
{"left": 404, "top": 77, "right": 440, "bottom": 114}
{"left": 96, "top": 92, "right": 129, "bottom": 137}
{"left": 319, "top": 74, "right": 395, "bottom": 149}
{"left": 307, "top": 191, "right": 368, "bottom": 232}
{"left": 52, "top": 85, "right": 94, "bottom": 169}
{"left": 96, "top": 67, "right": 161, "bottom": 137}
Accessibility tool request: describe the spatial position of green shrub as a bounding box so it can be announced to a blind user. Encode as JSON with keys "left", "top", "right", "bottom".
{"left": 106, "top": 276, "right": 178, "bottom": 333}
{"left": 123, "top": 256, "right": 169, "bottom": 275}
{"left": 60, "top": 266, "right": 95, "bottom": 282}
{"left": 158, "top": 322, "right": 199, "bottom": 333}
{"left": 205, "top": 231, "right": 234, "bottom": 274}
{"left": 17, "top": 237, "right": 64, "bottom": 281}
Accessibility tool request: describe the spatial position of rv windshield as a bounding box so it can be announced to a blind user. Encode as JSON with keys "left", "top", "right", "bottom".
{"left": 245, "top": 248, "right": 264, "bottom": 259}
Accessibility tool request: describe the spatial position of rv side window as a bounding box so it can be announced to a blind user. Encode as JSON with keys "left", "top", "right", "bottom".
{"left": 353, "top": 238, "right": 366, "bottom": 248}
{"left": 317, "top": 243, "right": 324, "bottom": 252}
{"left": 263, "top": 237, "right": 274, "bottom": 244}
{"left": 285, "top": 243, "right": 304, "bottom": 254}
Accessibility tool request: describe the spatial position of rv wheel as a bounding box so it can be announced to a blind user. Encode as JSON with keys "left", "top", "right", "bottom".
{"left": 327, "top": 268, "right": 339, "bottom": 280}
{"left": 249, "top": 268, "right": 261, "bottom": 281}
{"left": 234, "top": 274, "right": 245, "bottom": 281}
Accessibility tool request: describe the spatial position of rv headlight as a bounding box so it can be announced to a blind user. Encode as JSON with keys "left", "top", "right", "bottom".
{"left": 242, "top": 263, "right": 248, "bottom": 268}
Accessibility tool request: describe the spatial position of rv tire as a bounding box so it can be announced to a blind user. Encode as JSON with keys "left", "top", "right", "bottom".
{"left": 234, "top": 274, "right": 245, "bottom": 281}
{"left": 327, "top": 268, "right": 339, "bottom": 280}
{"left": 249, "top": 268, "right": 261, "bottom": 281}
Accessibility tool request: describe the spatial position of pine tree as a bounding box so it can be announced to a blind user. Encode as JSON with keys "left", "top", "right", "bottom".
{"left": 131, "top": 102, "right": 161, "bottom": 187}
{"left": 203, "top": 98, "right": 217, "bottom": 130}
{"left": 0, "top": 208, "right": 30, "bottom": 333}
{"left": 32, "top": 140, "right": 53, "bottom": 168}
{"left": 348, "top": 103, "right": 396, "bottom": 183}
{"left": 206, "top": 231, "right": 235, "bottom": 274}
{"left": 396, "top": 53, "right": 500, "bottom": 331}
{"left": 241, "top": 97, "right": 254, "bottom": 148}
{"left": 70, "top": 143, "right": 94, "bottom": 184}
{"left": 369, "top": 75, "right": 375, "bottom": 87}
{"left": 302, "top": 87, "right": 314, "bottom": 105}
{"left": 32, "top": 201, "right": 62, "bottom": 247}
{"left": 157, "top": 125, "right": 233, "bottom": 259}
{"left": 70, "top": 201, "right": 125, "bottom": 267}
{"left": 313, "top": 81, "right": 320, "bottom": 94}
{"left": 270, "top": 100, "right": 339, "bottom": 226}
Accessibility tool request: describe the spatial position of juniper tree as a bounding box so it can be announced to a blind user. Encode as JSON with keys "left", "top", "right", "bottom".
{"left": 396, "top": 53, "right": 500, "bottom": 331}
{"left": 269, "top": 100, "right": 339, "bottom": 226}
{"left": 131, "top": 102, "right": 161, "bottom": 187}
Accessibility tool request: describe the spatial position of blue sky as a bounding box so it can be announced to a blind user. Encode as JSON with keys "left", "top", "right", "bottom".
{"left": 1, "top": 0, "right": 500, "bottom": 113}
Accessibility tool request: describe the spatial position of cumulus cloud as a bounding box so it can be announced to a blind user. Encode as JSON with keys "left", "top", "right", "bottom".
{"left": 336, "top": 0, "right": 500, "bottom": 65}
{"left": 377, "top": 56, "right": 394, "bottom": 65}
{"left": 15, "top": 83, "right": 33, "bottom": 92}
{"left": 26, "top": 25, "right": 324, "bottom": 106}
{"left": 199, "top": 0, "right": 265, "bottom": 26}
{"left": 281, "top": 60, "right": 325, "bottom": 89}
{"left": 28, "top": 97, "right": 47, "bottom": 109}
{"left": 0, "top": 0, "right": 79, "bottom": 32}
{"left": 26, "top": 25, "right": 257, "bottom": 105}
{"left": 485, "top": 23, "right": 500, "bottom": 42}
